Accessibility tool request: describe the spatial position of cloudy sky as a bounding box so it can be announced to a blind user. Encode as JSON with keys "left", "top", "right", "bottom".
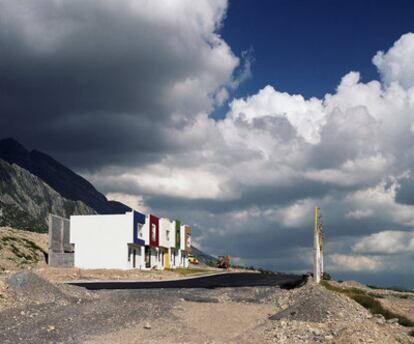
{"left": 1, "top": 0, "right": 414, "bottom": 288}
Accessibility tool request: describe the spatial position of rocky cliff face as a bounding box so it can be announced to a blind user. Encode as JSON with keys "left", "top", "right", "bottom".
{"left": 0, "top": 138, "right": 130, "bottom": 214}
{"left": 0, "top": 159, "right": 95, "bottom": 232}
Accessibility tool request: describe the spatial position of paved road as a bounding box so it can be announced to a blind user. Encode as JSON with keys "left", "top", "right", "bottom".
{"left": 67, "top": 272, "right": 306, "bottom": 290}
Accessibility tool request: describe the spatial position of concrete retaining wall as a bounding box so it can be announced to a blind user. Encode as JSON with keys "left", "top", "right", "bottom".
{"left": 48, "top": 252, "right": 74, "bottom": 267}
{"left": 48, "top": 214, "right": 74, "bottom": 267}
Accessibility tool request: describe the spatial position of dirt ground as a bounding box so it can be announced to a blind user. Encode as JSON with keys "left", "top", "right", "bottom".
{"left": 84, "top": 301, "right": 276, "bottom": 344}
{"left": 1, "top": 270, "right": 414, "bottom": 344}
{"left": 1, "top": 227, "right": 414, "bottom": 343}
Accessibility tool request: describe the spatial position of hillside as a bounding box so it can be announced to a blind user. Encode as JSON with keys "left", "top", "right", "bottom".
{"left": 0, "top": 138, "right": 130, "bottom": 214}
{"left": 0, "top": 159, "right": 95, "bottom": 232}
{"left": 0, "top": 227, "right": 48, "bottom": 272}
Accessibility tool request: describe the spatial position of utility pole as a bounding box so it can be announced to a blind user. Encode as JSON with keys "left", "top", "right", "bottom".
{"left": 313, "top": 207, "right": 324, "bottom": 284}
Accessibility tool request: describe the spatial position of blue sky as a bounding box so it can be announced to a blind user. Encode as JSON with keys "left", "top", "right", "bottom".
{"left": 1, "top": 0, "right": 414, "bottom": 288}
{"left": 221, "top": 0, "right": 414, "bottom": 100}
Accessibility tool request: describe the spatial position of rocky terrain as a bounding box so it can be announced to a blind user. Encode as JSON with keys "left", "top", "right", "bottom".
{"left": 0, "top": 267, "right": 413, "bottom": 343}
{"left": 0, "top": 138, "right": 131, "bottom": 231}
{"left": 0, "top": 161, "right": 95, "bottom": 231}
{"left": 1, "top": 228, "right": 414, "bottom": 343}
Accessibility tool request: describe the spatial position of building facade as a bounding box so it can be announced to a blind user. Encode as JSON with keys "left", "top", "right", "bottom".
{"left": 70, "top": 210, "right": 192, "bottom": 270}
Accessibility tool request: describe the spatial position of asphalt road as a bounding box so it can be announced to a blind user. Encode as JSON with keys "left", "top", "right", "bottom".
{"left": 67, "top": 272, "right": 306, "bottom": 290}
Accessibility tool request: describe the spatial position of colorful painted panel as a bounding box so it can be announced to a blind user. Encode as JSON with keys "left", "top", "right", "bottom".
{"left": 175, "top": 220, "right": 181, "bottom": 250}
{"left": 133, "top": 211, "right": 146, "bottom": 246}
{"left": 149, "top": 214, "right": 159, "bottom": 247}
{"left": 184, "top": 226, "right": 192, "bottom": 252}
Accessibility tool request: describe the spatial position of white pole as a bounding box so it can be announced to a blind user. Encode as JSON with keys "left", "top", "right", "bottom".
{"left": 314, "top": 207, "right": 321, "bottom": 284}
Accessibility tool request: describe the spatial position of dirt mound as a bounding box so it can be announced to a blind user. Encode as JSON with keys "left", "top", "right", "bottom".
{"left": 7, "top": 271, "right": 68, "bottom": 304}
{"left": 0, "top": 227, "right": 48, "bottom": 271}
{"left": 270, "top": 283, "right": 368, "bottom": 323}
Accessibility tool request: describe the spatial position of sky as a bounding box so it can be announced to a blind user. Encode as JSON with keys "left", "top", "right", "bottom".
{"left": 1, "top": 0, "right": 414, "bottom": 288}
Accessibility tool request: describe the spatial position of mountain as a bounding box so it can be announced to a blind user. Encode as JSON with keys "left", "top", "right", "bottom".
{"left": 0, "top": 159, "right": 95, "bottom": 232}
{"left": 0, "top": 138, "right": 130, "bottom": 214}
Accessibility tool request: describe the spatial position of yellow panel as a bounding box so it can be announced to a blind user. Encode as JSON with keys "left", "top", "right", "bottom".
{"left": 164, "top": 250, "right": 170, "bottom": 269}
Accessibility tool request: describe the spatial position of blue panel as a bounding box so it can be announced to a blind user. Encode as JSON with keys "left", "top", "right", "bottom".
{"left": 133, "top": 211, "right": 146, "bottom": 224}
{"left": 133, "top": 211, "right": 146, "bottom": 245}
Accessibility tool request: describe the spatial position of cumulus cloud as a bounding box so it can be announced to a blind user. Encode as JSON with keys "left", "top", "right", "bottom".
{"left": 353, "top": 230, "right": 414, "bottom": 254}
{"left": 82, "top": 31, "right": 414, "bottom": 282}
{"left": 373, "top": 33, "right": 414, "bottom": 89}
{"left": 106, "top": 193, "right": 149, "bottom": 214}
{"left": 329, "top": 254, "right": 383, "bottom": 272}
{"left": 0, "top": 0, "right": 242, "bottom": 167}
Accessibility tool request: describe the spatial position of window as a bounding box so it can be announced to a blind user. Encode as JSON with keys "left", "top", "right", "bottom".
{"left": 137, "top": 223, "right": 143, "bottom": 239}
{"left": 166, "top": 230, "right": 170, "bottom": 241}
{"left": 151, "top": 224, "right": 156, "bottom": 241}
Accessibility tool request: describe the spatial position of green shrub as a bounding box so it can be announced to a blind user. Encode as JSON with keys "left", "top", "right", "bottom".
{"left": 367, "top": 292, "right": 385, "bottom": 299}
{"left": 322, "top": 272, "right": 332, "bottom": 281}
{"left": 395, "top": 294, "right": 409, "bottom": 299}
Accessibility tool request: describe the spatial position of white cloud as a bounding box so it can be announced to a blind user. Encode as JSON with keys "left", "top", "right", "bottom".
{"left": 353, "top": 230, "right": 414, "bottom": 254}
{"left": 344, "top": 180, "right": 414, "bottom": 227}
{"left": 106, "top": 192, "right": 149, "bottom": 214}
{"left": 305, "top": 155, "right": 388, "bottom": 187}
{"left": 276, "top": 199, "right": 314, "bottom": 228}
{"left": 227, "top": 85, "right": 325, "bottom": 144}
{"left": 89, "top": 165, "right": 225, "bottom": 200}
{"left": 329, "top": 254, "right": 383, "bottom": 272}
{"left": 71, "top": 28, "right": 414, "bottom": 281}
{"left": 373, "top": 33, "right": 414, "bottom": 89}
{"left": 345, "top": 209, "right": 374, "bottom": 219}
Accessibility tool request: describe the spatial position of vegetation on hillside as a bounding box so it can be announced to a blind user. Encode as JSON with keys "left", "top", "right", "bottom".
{"left": 368, "top": 284, "right": 414, "bottom": 293}
{"left": 321, "top": 280, "right": 414, "bottom": 327}
{"left": 0, "top": 233, "right": 46, "bottom": 269}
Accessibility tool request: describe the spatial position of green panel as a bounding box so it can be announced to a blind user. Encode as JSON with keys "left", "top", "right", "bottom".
{"left": 175, "top": 220, "right": 181, "bottom": 249}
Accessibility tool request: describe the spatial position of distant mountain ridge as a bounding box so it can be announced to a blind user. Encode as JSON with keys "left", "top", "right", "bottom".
{"left": 0, "top": 138, "right": 130, "bottom": 215}
{"left": 0, "top": 159, "right": 95, "bottom": 232}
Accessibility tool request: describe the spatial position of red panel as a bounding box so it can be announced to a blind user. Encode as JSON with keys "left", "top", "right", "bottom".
{"left": 149, "top": 214, "right": 159, "bottom": 247}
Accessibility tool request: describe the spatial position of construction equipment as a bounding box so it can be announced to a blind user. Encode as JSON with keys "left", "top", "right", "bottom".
{"left": 217, "top": 255, "right": 230, "bottom": 269}
{"left": 188, "top": 254, "right": 199, "bottom": 264}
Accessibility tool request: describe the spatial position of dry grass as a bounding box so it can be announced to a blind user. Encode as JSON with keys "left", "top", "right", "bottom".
{"left": 170, "top": 268, "right": 212, "bottom": 276}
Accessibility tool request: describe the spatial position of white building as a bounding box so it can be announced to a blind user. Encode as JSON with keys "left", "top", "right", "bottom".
{"left": 70, "top": 211, "right": 192, "bottom": 270}
{"left": 159, "top": 217, "right": 175, "bottom": 269}
{"left": 70, "top": 211, "right": 146, "bottom": 270}
{"left": 180, "top": 224, "right": 192, "bottom": 268}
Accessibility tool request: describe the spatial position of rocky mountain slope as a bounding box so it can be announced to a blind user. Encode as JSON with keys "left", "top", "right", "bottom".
{"left": 0, "top": 159, "right": 95, "bottom": 232}
{"left": 0, "top": 138, "right": 130, "bottom": 214}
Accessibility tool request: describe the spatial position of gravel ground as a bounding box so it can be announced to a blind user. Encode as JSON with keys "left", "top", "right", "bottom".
{"left": 1, "top": 272, "right": 413, "bottom": 344}
{"left": 0, "top": 272, "right": 289, "bottom": 344}
{"left": 0, "top": 287, "right": 181, "bottom": 344}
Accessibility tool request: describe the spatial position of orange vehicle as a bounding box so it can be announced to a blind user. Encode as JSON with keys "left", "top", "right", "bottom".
{"left": 188, "top": 254, "right": 199, "bottom": 264}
